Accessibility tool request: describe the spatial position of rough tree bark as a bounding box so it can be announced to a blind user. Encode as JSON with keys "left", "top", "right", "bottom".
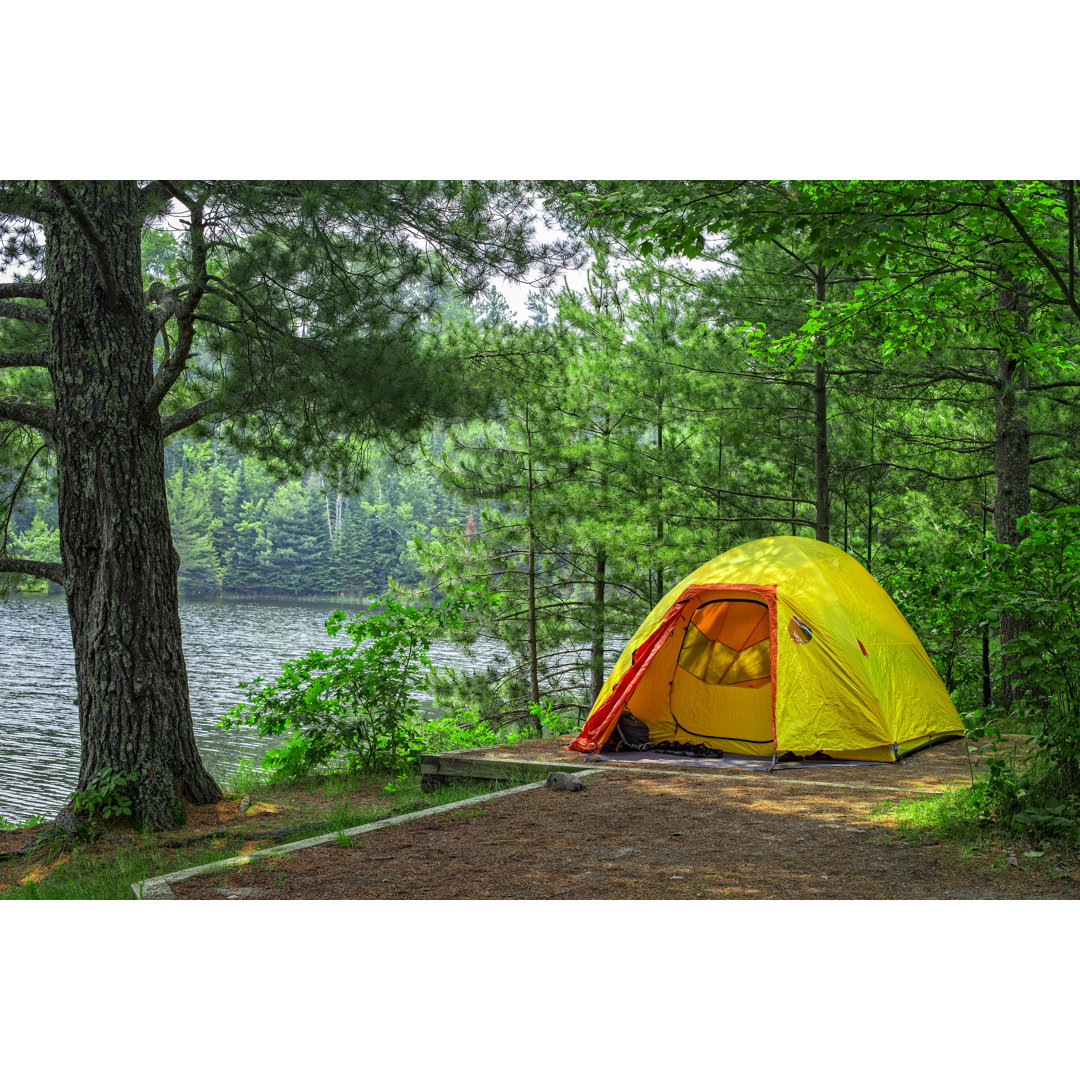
{"left": 992, "top": 269, "right": 1031, "bottom": 709}
{"left": 44, "top": 181, "right": 220, "bottom": 827}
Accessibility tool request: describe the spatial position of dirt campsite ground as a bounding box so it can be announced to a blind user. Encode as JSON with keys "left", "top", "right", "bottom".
{"left": 167, "top": 739, "right": 1080, "bottom": 900}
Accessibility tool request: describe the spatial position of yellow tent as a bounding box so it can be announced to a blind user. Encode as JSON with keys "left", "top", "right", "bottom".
{"left": 568, "top": 536, "right": 962, "bottom": 762}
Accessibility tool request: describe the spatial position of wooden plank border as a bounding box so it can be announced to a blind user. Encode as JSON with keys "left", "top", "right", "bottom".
{"left": 132, "top": 768, "right": 604, "bottom": 899}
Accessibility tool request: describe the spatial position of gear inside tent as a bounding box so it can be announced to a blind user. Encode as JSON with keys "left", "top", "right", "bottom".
{"left": 568, "top": 536, "right": 963, "bottom": 763}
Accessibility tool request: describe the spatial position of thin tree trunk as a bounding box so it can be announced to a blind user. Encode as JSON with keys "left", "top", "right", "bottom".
{"left": 654, "top": 414, "right": 664, "bottom": 601}
{"left": 525, "top": 410, "right": 540, "bottom": 731}
{"left": 322, "top": 478, "right": 333, "bottom": 541}
{"left": 589, "top": 548, "right": 607, "bottom": 705}
{"left": 866, "top": 406, "right": 875, "bottom": 574}
{"left": 45, "top": 181, "right": 220, "bottom": 829}
{"left": 981, "top": 490, "right": 992, "bottom": 707}
{"left": 790, "top": 443, "right": 798, "bottom": 537}
{"left": 843, "top": 473, "right": 849, "bottom": 553}
{"left": 993, "top": 270, "right": 1031, "bottom": 708}
{"left": 813, "top": 264, "right": 830, "bottom": 543}
{"left": 716, "top": 437, "right": 723, "bottom": 552}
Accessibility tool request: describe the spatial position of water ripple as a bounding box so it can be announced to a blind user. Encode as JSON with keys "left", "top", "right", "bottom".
{"left": 0, "top": 594, "right": 496, "bottom": 822}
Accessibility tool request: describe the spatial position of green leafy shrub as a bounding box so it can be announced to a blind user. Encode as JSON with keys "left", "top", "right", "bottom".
{"left": 219, "top": 596, "right": 466, "bottom": 778}
{"left": 526, "top": 699, "right": 581, "bottom": 737}
{"left": 420, "top": 699, "right": 580, "bottom": 755}
{"left": 72, "top": 768, "right": 139, "bottom": 820}
{"left": 961, "top": 508, "right": 1080, "bottom": 839}
{"left": 421, "top": 706, "right": 542, "bottom": 753}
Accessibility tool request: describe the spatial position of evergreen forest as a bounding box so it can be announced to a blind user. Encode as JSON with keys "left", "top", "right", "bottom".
{"left": 3, "top": 179, "right": 1080, "bottom": 843}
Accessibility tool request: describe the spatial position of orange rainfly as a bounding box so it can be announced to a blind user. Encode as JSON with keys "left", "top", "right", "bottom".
{"left": 568, "top": 536, "right": 962, "bottom": 762}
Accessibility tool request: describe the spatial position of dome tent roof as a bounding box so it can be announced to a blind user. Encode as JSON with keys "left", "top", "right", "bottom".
{"left": 569, "top": 536, "right": 962, "bottom": 761}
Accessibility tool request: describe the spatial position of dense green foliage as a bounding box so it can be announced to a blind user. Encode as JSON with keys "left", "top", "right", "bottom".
{"left": 4, "top": 179, "right": 1080, "bottom": 851}
{"left": 218, "top": 597, "right": 453, "bottom": 776}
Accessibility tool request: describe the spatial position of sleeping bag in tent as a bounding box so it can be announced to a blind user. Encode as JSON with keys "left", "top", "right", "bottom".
{"left": 568, "top": 536, "right": 962, "bottom": 762}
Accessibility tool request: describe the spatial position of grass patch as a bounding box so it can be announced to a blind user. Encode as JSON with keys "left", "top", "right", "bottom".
{"left": 0, "top": 770, "right": 519, "bottom": 901}
{"left": 869, "top": 784, "right": 1080, "bottom": 879}
{"left": 870, "top": 787, "right": 985, "bottom": 846}
{"left": 0, "top": 813, "right": 48, "bottom": 831}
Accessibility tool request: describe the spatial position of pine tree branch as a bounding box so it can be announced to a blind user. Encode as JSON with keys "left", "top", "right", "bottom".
{"left": 159, "top": 181, "right": 197, "bottom": 210}
{"left": 1030, "top": 379, "right": 1080, "bottom": 391}
{"left": 0, "top": 301, "right": 49, "bottom": 325}
{"left": 145, "top": 339, "right": 192, "bottom": 419}
{"left": 193, "top": 312, "right": 242, "bottom": 333}
{"left": 0, "top": 398, "right": 56, "bottom": 433}
{"left": 0, "top": 443, "right": 47, "bottom": 542}
{"left": 0, "top": 556, "right": 64, "bottom": 586}
{"left": 145, "top": 200, "right": 208, "bottom": 420}
{"left": 0, "top": 184, "right": 51, "bottom": 223}
{"left": 47, "top": 181, "right": 120, "bottom": 309}
{"left": 0, "top": 351, "right": 48, "bottom": 369}
{"left": 0, "top": 281, "right": 44, "bottom": 300}
{"left": 160, "top": 398, "right": 214, "bottom": 438}
{"left": 842, "top": 453, "right": 1059, "bottom": 483}
{"left": 147, "top": 282, "right": 182, "bottom": 331}
{"left": 1031, "top": 484, "right": 1070, "bottom": 505}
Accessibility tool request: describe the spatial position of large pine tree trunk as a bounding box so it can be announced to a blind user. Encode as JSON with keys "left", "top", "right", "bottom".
{"left": 44, "top": 181, "right": 221, "bottom": 828}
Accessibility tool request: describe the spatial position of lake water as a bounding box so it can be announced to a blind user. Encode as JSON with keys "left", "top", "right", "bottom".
{"left": 0, "top": 592, "right": 506, "bottom": 823}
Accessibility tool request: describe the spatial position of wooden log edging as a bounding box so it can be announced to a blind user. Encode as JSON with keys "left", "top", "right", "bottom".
{"left": 133, "top": 753, "right": 957, "bottom": 899}
{"left": 131, "top": 768, "right": 604, "bottom": 900}
{"left": 419, "top": 752, "right": 593, "bottom": 789}
{"left": 420, "top": 751, "right": 962, "bottom": 796}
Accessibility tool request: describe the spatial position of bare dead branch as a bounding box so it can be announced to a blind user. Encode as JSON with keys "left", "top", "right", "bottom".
{"left": 0, "top": 443, "right": 47, "bottom": 542}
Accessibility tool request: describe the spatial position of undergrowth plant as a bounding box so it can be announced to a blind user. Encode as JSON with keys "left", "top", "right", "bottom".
{"left": 960, "top": 509, "right": 1080, "bottom": 845}
{"left": 422, "top": 699, "right": 578, "bottom": 755}
{"left": 0, "top": 812, "right": 47, "bottom": 830}
{"left": 218, "top": 592, "right": 483, "bottom": 779}
{"left": 72, "top": 768, "right": 139, "bottom": 821}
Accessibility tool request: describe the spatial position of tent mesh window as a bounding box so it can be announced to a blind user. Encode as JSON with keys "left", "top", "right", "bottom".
{"left": 677, "top": 599, "right": 770, "bottom": 688}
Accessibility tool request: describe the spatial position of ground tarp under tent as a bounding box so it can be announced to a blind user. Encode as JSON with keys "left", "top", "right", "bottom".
{"left": 569, "top": 536, "right": 963, "bottom": 763}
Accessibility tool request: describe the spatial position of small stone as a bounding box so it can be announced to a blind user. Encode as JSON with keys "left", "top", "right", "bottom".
{"left": 1007, "top": 855, "right": 1019, "bottom": 867}
{"left": 237, "top": 795, "right": 251, "bottom": 814}
{"left": 546, "top": 772, "right": 584, "bottom": 791}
